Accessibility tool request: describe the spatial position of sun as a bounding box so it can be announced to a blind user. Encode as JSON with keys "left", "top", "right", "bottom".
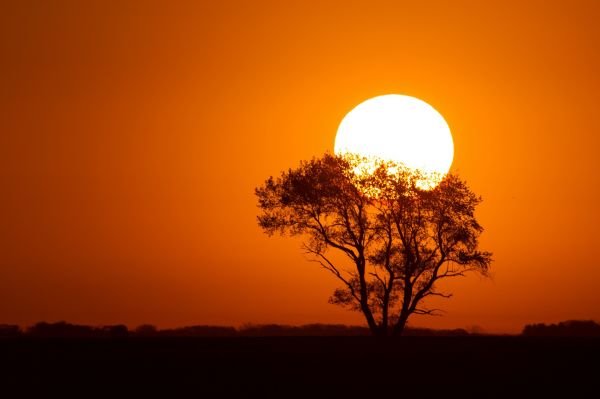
{"left": 334, "top": 94, "right": 454, "bottom": 187}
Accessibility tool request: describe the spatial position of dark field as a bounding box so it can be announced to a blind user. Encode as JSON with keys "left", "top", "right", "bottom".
{"left": 2, "top": 336, "right": 598, "bottom": 396}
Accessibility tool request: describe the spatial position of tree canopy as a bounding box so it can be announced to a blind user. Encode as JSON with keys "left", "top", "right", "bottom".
{"left": 256, "top": 153, "right": 492, "bottom": 336}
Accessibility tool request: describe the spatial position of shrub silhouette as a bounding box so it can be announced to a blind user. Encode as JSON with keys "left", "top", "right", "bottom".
{"left": 238, "top": 323, "right": 371, "bottom": 336}
{"left": 160, "top": 325, "right": 237, "bottom": 337}
{"left": 27, "top": 321, "right": 96, "bottom": 338}
{"left": 25, "top": 322, "right": 130, "bottom": 338}
{"left": 134, "top": 324, "right": 158, "bottom": 337}
{"left": 522, "top": 320, "right": 600, "bottom": 337}
{"left": 98, "top": 324, "right": 129, "bottom": 337}
{"left": 0, "top": 324, "right": 22, "bottom": 338}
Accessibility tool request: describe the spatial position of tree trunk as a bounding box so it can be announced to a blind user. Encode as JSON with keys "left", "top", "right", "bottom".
{"left": 360, "top": 301, "right": 379, "bottom": 335}
{"left": 380, "top": 289, "right": 390, "bottom": 336}
{"left": 392, "top": 311, "right": 410, "bottom": 337}
{"left": 392, "top": 275, "right": 413, "bottom": 337}
{"left": 356, "top": 255, "right": 379, "bottom": 336}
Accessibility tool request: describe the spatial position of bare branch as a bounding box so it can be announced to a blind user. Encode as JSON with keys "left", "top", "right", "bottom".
{"left": 422, "top": 291, "right": 453, "bottom": 299}
{"left": 413, "top": 308, "right": 445, "bottom": 316}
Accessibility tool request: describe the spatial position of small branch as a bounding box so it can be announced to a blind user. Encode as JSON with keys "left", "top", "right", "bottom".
{"left": 369, "top": 271, "right": 387, "bottom": 289}
{"left": 303, "top": 244, "right": 360, "bottom": 303}
{"left": 422, "top": 291, "right": 453, "bottom": 299}
{"left": 413, "top": 308, "right": 445, "bottom": 316}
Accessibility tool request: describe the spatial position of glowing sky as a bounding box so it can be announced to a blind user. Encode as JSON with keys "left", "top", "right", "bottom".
{"left": 1, "top": 1, "right": 600, "bottom": 333}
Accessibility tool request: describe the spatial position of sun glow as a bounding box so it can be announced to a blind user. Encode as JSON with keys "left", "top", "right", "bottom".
{"left": 334, "top": 95, "right": 454, "bottom": 188}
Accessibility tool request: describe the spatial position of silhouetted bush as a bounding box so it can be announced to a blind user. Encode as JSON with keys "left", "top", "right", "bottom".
{"left": 403, "top": 327, "right": 470, "bottom": 337}
{"left": 0, "top": 324, "right": 22, "bottom": 338}
{"left": 13, "top": 321, "right": 479, "bottom": 338}
{"left": 25, "top": 322, "right": 130, "bottom": 338}
{"left": 27, "top": 322, "right": 96, "bottom": 338}
{"left": 237, "top": 324, "right": 470, "bottom": 337}
{"left": 238, "top": 323, "right": 371, "bottom": 336}
{"left": 297, "top": 323, "right": 371, "bottom": 336}
{"left": 98, "top": 325, "right": 129, "bottom": 338}
{"left": 522, "top": 320, "right": 600, "bottom": 337}
{"left": 134, "top": 324, "right": 158, "bottom": 337}
{"left": 160, "top": 325, "right": 237, "bottom": 337}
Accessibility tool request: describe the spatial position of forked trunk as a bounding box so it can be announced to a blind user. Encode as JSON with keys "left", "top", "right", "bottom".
{"left": 392, "top": 312, "right": 410, "bottom": 337}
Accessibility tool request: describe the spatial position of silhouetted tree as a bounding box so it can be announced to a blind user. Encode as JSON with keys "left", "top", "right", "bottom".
{"left": 0, "top": 324, "right": 22, "bottom": 338}
{"left": 256, "top": 153, "right": 492, "bottom": 336}
{"left": 522, "top": 320, "right": 600, "bottom": 337}
{"left": 134, "top": 324, "right": 158, "bottom": 337}
{"left": 238, "top": 323, "right": 371, "bottom": 336}
{"left": 162, "top": 325, "right": 238, "bottom": 337}
{"left": 99, "top": 324, "right": 130, "bottom": 338}
{"left": 27, "top": 321, "right": 95, "bottom": 337}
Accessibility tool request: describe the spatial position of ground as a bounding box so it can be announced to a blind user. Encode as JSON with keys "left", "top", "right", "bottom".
{"left": 2, "top": 336, "right": 598, "bottom": 396}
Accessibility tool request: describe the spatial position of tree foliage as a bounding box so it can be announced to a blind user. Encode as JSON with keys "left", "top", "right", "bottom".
{"left": 256, "top": 153, "right": 492, "bottom": 336}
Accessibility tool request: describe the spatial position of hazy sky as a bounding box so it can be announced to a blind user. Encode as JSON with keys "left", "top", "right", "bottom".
{"left": 1, "top": 1, "right": 599, "bottom": 333}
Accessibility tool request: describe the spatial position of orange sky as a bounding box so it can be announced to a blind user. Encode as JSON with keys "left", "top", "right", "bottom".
{"left": 1, "top": 1, "right": 599, "bottom": 333}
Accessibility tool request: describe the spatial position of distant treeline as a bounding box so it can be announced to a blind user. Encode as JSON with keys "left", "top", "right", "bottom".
{"left": 522, "top": 320, "right": 600, "bottom": 337}
{"left": 0, "top": 321, "right": 471, "bottom": 338}
{"left": 1, "top": 320, "right": 598, "bottom": 338}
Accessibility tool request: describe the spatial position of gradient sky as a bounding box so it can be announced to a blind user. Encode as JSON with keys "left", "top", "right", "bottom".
{"left": 2, "top": 1, "right": 599, "bottom": 333}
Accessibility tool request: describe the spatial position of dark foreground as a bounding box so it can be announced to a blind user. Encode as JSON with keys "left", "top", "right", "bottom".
{"left": 2, "top": 336, "right": 598, "bottom": 396}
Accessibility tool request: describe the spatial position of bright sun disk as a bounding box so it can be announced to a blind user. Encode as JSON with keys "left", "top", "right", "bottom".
{"left": 334, "top": 94, "right": 454, "bottom": 188}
